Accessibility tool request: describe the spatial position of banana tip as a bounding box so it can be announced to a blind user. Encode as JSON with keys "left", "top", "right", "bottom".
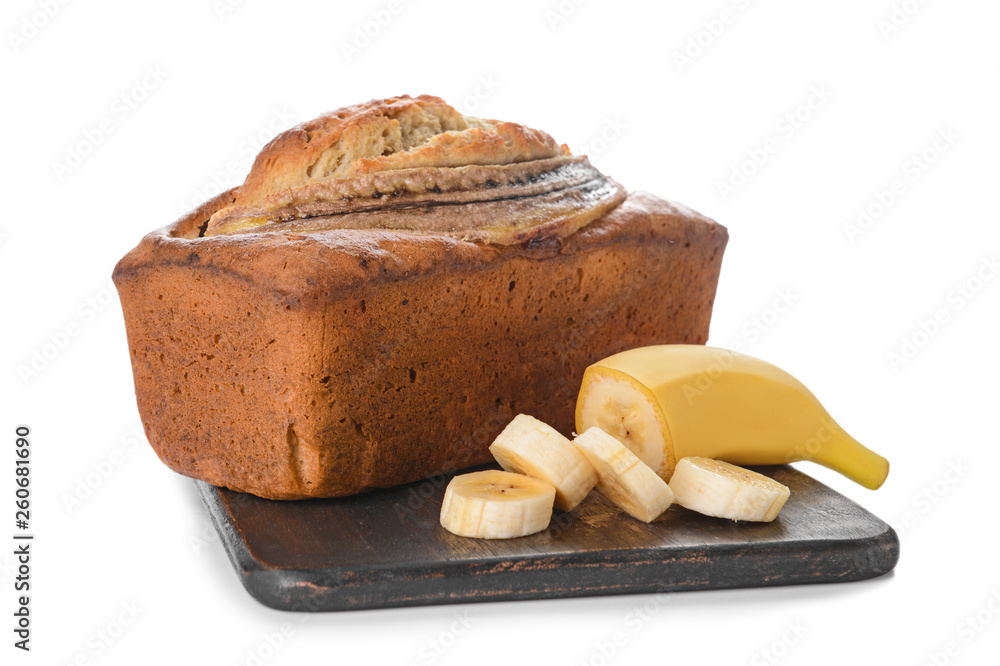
{"left": 862, "top": 459, "right": 890, "bottom": 490}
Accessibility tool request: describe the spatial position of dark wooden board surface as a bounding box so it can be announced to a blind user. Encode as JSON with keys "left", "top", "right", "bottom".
{"left": 197, "top": 465, "right": 898, "bottom": 612}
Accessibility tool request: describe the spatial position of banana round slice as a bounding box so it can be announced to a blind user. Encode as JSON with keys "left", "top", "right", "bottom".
{"left": 571, "top": 427, "right": 673, "bottom": 523}
{"left": 489, "top": 414, "right": 598, "bottom": 511}
{"left": 668, "top": 457, "right": 790, "bottom": 522}
{"left": 439, "top": 470, "right": 556, "bottom": 539}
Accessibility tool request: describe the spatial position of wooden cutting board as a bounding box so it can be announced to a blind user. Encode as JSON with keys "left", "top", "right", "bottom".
{"left": 197, "top": 465, "right": 898, "bottom": 612}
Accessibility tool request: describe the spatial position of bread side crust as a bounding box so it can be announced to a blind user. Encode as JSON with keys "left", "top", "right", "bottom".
{"left": 114, "top": 192, "right": 728, "bottom": 499}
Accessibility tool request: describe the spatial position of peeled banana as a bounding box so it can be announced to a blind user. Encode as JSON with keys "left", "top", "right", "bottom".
{"left": 439, "top": 470, "right": 555, "bottom": 539}
{"left": 571, "top": 427, "right": 674, "bottom": 523}
{"left": 669, "top": 457, "right": 790, "bottom": 522}
{"left": 576, "top": 345, "right": 889, "bottom": 489}
{"left": 490, "top": 414, "right": 599, "bottom": 511}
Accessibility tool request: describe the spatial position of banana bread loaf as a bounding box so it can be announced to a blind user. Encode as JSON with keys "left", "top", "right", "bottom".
{"left": 113, "top": 95, "right": 728, "bottom": 499}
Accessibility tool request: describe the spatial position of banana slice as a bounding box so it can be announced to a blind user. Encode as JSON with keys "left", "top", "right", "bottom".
{"left": 668, "top": 457, "right": 790, "bottom": 522}
{"left": 576, "top": 370, "right": 674, "bottom": 480}
{"left": 439, "top": 470, "right": 556, "bottom": 539}
{"left": 570, "top": 427, "right": 673, "bottom": 523}
{"left": 489, "top": 414, "right": 598, "bottom": 511}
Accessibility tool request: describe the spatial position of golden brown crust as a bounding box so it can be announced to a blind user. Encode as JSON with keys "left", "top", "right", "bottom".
{"left": 114, "top": 190, "right": 728, "bottom": 499}
{"left": 234, "top": 95, "right": 568, "bottom": 209}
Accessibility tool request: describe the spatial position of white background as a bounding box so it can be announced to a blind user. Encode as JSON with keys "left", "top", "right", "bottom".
{"left": 2, "top": 0, "right": 998, "bottom": 664}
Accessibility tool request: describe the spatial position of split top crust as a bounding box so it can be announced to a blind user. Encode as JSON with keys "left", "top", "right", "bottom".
{"left": 203, "top": 95, "right": 626, "bottom": 245}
